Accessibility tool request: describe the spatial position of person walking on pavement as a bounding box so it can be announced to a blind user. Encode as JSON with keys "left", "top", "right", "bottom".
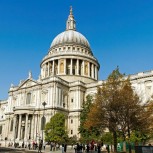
{"left": 64, "top": 143, "right": 67, "bottom": 153}
{"left": 62, "top": 143, "right": 64, "bottom": 153}
{"left": 97, "top": 143, "right": 101, "bottom": 153}
{"left": 86, "top": 143, "right": 90, "bottom": 153}
{"left": 43, "top": 141, "right": 46, "bottom": 150}
{"left": 38, "top": 140, "right": 42, "bottom": 153}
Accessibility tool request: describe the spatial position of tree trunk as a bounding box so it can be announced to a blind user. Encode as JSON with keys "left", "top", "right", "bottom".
{"left": 113, "top": 131, "right": 117, "bottom": 153}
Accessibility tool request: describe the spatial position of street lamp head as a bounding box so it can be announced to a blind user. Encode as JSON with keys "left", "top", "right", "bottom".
{"left": 42, "top": 101, "right": 47, "bottom": 107}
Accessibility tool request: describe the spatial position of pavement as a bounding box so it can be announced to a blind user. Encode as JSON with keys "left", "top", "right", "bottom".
{"left": 0, "top": 146, "right": 109, "bottom": 153}
{"left": 0, "top": 146, "right": 75, "bottom": 153}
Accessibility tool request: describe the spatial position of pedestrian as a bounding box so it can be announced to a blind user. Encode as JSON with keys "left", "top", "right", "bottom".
{"left": 32, "top": 141, "right": 35, "bottom": 150}
{"left": 56, "top": 143, "right": 59, "bottom": 150}
{"left": 50, "top": 142, "right": 53, "bottom": 151}
{"left": 22, "top": 142, "right": 24, "bottom": 148}
{"left": 82, "top": 144, "right": 85, "bottom": 153}
{"left": 106, "top": 144, "right": 110, "bottom": 153}
{"left": 38, "top": 141, "right": 42, "bottom": 153}
{"left": 62, "top": 143, "right": 64, "bottom": 153}
{"left": 76, "top": 143, "right": 80, "bottom": 153}
{"left": 28, "top": 143, "right": 31, "bottom": 150}
{"left": 43, "top": 141, "right": 46, "bottom": 150}
{"left": 74, "top": 144, "right": 77, "bottom": 153}
{"left": 97, "top": 143, "right": 101, "bottom": 153}
{"left": 35, "top": 142, "right": 38, "bottom": 150}
{"left": 64, "top": 144, "right": 67, "bottom": 153}
{"left": 86, "top": 143, "right": 89, "bottom": 153}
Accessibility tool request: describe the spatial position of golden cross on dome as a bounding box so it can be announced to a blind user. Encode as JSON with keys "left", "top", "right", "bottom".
{"left": 70, "top": 6, "right": 73, "bottom": 15}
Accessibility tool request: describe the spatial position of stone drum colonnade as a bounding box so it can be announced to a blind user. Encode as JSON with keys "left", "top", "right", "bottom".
{"left": 41, "top": 58, "right": 99, "bottom": 80}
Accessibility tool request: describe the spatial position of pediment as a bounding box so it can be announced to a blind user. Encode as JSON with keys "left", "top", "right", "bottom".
{"left": 18, "top": 79, "right": 40, "bottom": 89}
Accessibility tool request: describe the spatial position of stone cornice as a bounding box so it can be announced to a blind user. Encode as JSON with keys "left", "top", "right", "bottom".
{"left": 41, "top": 50, "right": 100, "bottom": 68}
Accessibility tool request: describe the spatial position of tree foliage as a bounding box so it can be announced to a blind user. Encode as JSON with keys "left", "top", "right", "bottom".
{"left": 79, "top": 95, "right": 100, "bottom": 142}
{"left": 85, "top": 67, "right": 153, "bottom": 153}
{"left": 45, "top": 113, "right": 68, "bottom": 143}
{"left": 101, "top": 132, "right": 113, "bottom": 145}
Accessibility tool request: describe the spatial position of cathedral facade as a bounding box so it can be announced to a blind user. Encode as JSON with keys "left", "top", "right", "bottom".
{"left": 0, "top": 8, "right": 153, "bottom": 145}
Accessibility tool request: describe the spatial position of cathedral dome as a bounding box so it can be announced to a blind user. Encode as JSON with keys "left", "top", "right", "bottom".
{"left": 41, "top": 7, "right": 100, "bottom": 83}
{"left": 50, "top": 30, "right": 90, "bottom": 49}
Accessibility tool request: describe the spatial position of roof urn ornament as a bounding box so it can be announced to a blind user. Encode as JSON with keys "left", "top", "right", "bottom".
{"left": 28, "top": 71, "right": 32, "bottom": 79}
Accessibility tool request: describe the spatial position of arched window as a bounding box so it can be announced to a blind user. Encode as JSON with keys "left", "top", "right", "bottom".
{"left": 41, "top": 116, "right": 46, "bottom": 130}
{"left": 85, "top": 64, "right": 88, "bottom": 75}
{"left": 60, "top": 62, "right": 64, "bottom": 73}
{"left": 26, "top": 93, "right": 31, "bottom": 104}
{"left": 10, "top": 119, "right": 13, "bottom": 131}
{"left": 55, "top": 65, "right": 58, "bottom": 75}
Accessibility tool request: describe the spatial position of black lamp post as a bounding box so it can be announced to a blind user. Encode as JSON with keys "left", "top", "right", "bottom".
{"left": 42, "top": 101, "right": 47, "bottom": 143}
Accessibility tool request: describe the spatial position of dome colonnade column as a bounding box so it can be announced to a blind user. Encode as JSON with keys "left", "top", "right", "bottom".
{"left": 41, "top": 58, "right": 98, "bottom": 80}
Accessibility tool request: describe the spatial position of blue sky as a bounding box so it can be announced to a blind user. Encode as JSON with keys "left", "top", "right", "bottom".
{"left": 0, "top": 0, "right": 153, "bottom": 99}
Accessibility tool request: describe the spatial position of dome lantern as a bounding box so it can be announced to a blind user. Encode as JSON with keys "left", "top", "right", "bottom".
{"left": 66, "top": 6, "right": 76, "bottom": 31}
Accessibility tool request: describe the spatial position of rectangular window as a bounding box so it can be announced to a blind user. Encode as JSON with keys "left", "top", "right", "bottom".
{"left": 26, "top": 93, "right": 31, "bottom": 104}
{"left": 71, "top": 98, "right": 73, "bottom": 103}
{"left": 71, "top": 119, "right": 73, "bottom": 124}
{"left": 71, "top": 130, "right": 73, "bottom": 134}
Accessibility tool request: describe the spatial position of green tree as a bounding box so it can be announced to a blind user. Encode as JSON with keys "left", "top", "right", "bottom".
{"left": 101, "top": 132, "right": 113, "bottom": 145}
{"left": 117, "top": 79, "right": 153, "bottom": 152}
{"left": 45, "top": 113, "right": 68, "bottom": 143}
{"left": 68, "top": 135, "right": 77, "bottom": 145}
{"left": 79, "top": 95, "right": 100, "bottom": 142}
{"left": 85, "top": 67, "right": 153, "bottom": 153}
{"left": 85, "top": 67, "right": 123, "bottom": 152}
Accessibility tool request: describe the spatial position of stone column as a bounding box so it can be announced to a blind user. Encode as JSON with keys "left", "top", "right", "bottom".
{"left": 52, "top": 60, "right": 55, "bottom": 75}
{"left": 13, "top": 115, "right": 17, "bottom": 141}
{"left": 48, "top": 62, "right": 50, "bottom": 76}
{"left": 34, "top": 115, "right": 37, "bottom": 141}
{"left": 76, "top": 59, "right": 79, "bottom": 75}
{"left": 17, "top": 114, "right": 22, "bottom": 140}
{"left": 64, "top": 59, "right": 66, "bottom": 74}
{"left": 82, "top": 61, "right": 85, "bottom": 76}
{"left": 45, "top": 64, "right": 47, "bottom": 77}
{"left": 88, "top": 62, "right": 90, "bottom": 77}
{"left": 24, "top": 114, "right": 29, "bottom": 141}
{"left": 92, "top": 64, "right": 94, "bottom": 78}
{"left": 38, "top": 115, "right": 41, "bottom": 139}
{"left": 58, "top": 59, "right": 60, "bottom": 74}
{"left": 95, "top": 66, "right": 97, "bottom": 80}
{"left": 31, "top": 114, "right": 34, "bottom": 140}
{"left": 56, "top": 87, "right": 58, "bottom": 106}
{"left": 70, "top": 59, "right": 73, "bottom": 75}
